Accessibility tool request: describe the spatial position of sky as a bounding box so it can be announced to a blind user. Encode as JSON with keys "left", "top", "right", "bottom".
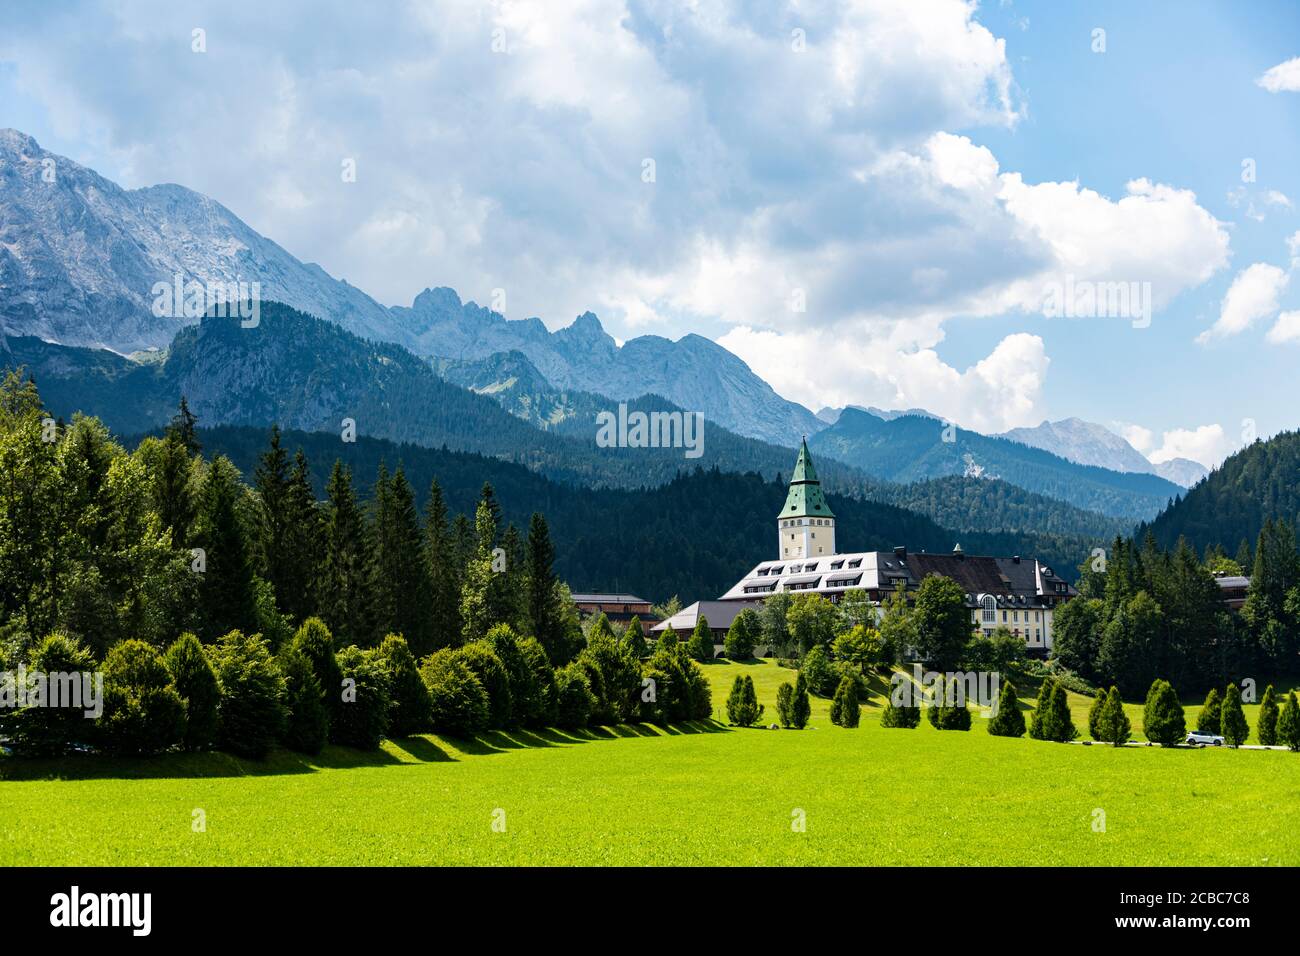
{"left": 2, "top": 0, "right": 1299, "bottom": 467}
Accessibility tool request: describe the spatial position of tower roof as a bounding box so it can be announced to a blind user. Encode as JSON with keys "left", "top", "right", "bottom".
{"left": 779, "top": 438, "right": 834, "bottom": 519}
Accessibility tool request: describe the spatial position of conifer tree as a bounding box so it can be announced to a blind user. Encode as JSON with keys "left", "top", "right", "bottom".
{"left": 1259, "top": 684, "right": 1279, "bottom": 746}
{"left": 1097, "top": 686, "right": 1130, "bottom": 747}
{"left": 987, "top": 681, "right": 1025, "bottom": 737}
{"left": 687, "top": 616, "right": 714, "bottom": 662}
{"left": 1143, "top": 679, "right": 1186, "bottom": 746}
{"left": 460, "top": 499, "right": 499, "bottom": 645}
{"left": 162, "top": 632, "right": 220, "bottom": 752}
{"left": 194, "top": 455, "right": 258, "bottom": 639}
{"left": 1048, "top": 682, "right": 1076, "bottom": 742}
{"left": 1029, "top": 679, "right": 1055, "bottom": 740}
{"left": 776, "top": 681, "right": 795, "bottom": 728}
{"left": 1278, "top": 691, "right": 1300, "bottom": 751}
{"left": 830, "top": 675, "right": 860, "bottom": 728}
{"left": 424, "top": 479, "right": 462, "bottom": 649}
{"left": 278, "top": 645, "right": 328, "bottom": 755}
{"left": 724, "top": 611, "right": 757, "bottom": 660}
{"left": 790, "top": 671, "right": 811, "bottom": 729}
{"left": 621, "top": 616, "right": 646, "bottom": 657}
{"left": 321, "top": 461, "right": 369, "bottom": 649}
{"left": 255, "top": 430, "right": 320, "bottom": 624}
{"left": 1220, "top": 683, "right": 1249, "bottom": 747}
{"left": 1197, "top": 687, "right": 1223, "bottom": 735}
{"left": 726, "top": 675, "right": 763, "bottom": 726}
{"left": 524, "top": 512, "right": 570, "bottom": 664}
{"left": 881, "top": 680, "right": 922, "bottom": 728}
{"left": 1088, "top": 689, "right": 1107, "bottom": 741}
{"left": 368, "top": 465, "right": 431, "bottom": 652}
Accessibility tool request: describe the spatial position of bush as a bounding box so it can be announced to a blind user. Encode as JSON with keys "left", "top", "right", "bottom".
{"left": 290, "top": 617, "right": 343, "bottom": 729}
{"left": 776, "top": 682, "right": 795, "bottom": 728}
{"left": 726, "top": 675, "right": 763, "bottom": 726}
{"left": 1096, "top": 686, "right": 1131, "bottom": 747}
{"left": 1220, "top": 684, "right": 1249, "bottom": 747}
{"left": 1, "top": 633, "right": 98, "bottom": 756}
{"left": 554, "top": 662, "right": 597, "bottom": 729}
{"left": 1196, "top": 687, "right": 1223, "bottom": 735}
{"left": 96, "top": 639, "right": 187, "bottom": 756}
{"left": 926, "top": 677, "right": 971, "bottom": 731}
{"left": 163, "top": 632, "right": 220, "bottom": 751}
{"left": 1279, "top": 691, "right": 1300, "bottom": 751}
{"left": 420, "top": 649, "right": 489, "bottom": 737}
{"left": 790, "top": 671, "right": 811, "bottom": 729}
{"left": 1143, "top": 679, "right": 1186, "bottom": 746}
{"left": 458, "top": 640, "right": 513, "bottom": 728}
{"left": 577, "top": 629, "right": 642, "bottom": 725}
{"left": 880, "top": 695, "right": 921, "bottom": 728}
{"left": 799, "top": 645, "right": 836, "bottom": 697}
{"left": 1259, "top": 685, "right": 1279, "bottom": 746}
{"left": 486, "top": 625, "right": 535, "bottom": 728}
{"left": 376, "top": 634, "right": 432, "bottom": 736}
{"left": 640, "top": 646, "right": 712, "bottom": 724}
{"left": 278, "top": 646, "right": 327, "bottom": 755}
{"left": 208, "top": 630, "right": 288, "bottom": 759}
{"left": 987, "top": 681, "right": 1025, "bottom": 737}
{"left": 517, "top": 636, "right": 556, "bottom": 727}
{"left": 829, "top": 676, "right": 860, "bottom": 728}
{"left": 332, "top": 646, "right": 392, "bottom": 749}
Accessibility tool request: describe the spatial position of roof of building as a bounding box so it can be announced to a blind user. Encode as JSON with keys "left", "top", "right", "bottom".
{"left": 1213, "top": 576, "right": 1251, "bottom": 589}
{"left": 649, "top": 599, "right": 764, "bottom": 633}
{"left": 570, "top": 593, "right": 651, "bottom": 605}
{"left": 718, "top": 547, "right": 1074, "bottom": 605}
{"left": 778, "top": 438, "right": 834, "bottom": 520}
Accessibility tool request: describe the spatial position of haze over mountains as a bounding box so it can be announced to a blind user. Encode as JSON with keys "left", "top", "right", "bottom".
{"left": 0, "top": 127, "right": 1207, "bottom": 551}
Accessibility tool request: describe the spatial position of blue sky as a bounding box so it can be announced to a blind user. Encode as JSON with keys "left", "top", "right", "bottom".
{"left": 2, "top": 0, "right": 1298, "bottom": 466}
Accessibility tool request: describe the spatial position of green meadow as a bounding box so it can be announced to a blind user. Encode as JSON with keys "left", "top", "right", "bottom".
{"left": 2, "top": 660, "right": 1297, "bottom": 866}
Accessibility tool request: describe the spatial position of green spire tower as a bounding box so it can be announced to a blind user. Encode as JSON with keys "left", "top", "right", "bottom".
{"left": 777, "top": 438, "right": 836, "bottom": 559}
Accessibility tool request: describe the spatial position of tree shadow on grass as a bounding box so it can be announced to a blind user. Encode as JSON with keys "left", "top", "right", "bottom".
{"left": 387, "top": 735, "right": 456, "bottom": 763}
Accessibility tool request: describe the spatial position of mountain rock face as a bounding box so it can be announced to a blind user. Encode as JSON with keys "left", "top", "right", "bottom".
{"left": 396, "top": 287, "right": 825, "bottom": 446}
{"left": 1000, "top": 417, "right": 1209, "bottom": 488}
{"left": 1153, "top": 457, "right": 1210, "bottom": 488}
{"left": 810, "top": 407, "right": 1183, "bottom": 521}
{"left": 0, "top": 130, "right": 822, "bottom": 447}
{"left": 0, "top": 129, "right": 405, "bottom": 353}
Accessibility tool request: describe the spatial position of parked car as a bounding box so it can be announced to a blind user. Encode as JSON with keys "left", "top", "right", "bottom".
{"left": 1186, "top": 730, "right": 1225, "bottom": 746}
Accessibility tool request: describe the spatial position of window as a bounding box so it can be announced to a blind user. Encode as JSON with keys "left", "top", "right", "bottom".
{"left": 981, "top": 595, "right": 996, "bottom": 623}
{"left": 847, "top": 559, "right": 862, "bottom": 568}
{"left": 830, "top": 560, "right": 844, "bottom": 570}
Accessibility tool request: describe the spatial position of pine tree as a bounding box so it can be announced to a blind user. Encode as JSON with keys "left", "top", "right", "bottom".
{"left": 724, "top": 611, "right": 757, "bottom": 660}
{"left": 1097, "top": 686, "right": 1130, "bottom": 747}
{"left": 987, "top": 681, "right": 1025, "bottom": 737}
{"left": 727, "top": 675, "right": 761, "bottom": 726}
{"left": 321, "top": 461, "right": 369, "bottom": 649}
{"left": 194, "top": 455, "right": 258, "bottom": 639}
{"left": 1220, "top": 684, "right": 1249, "bottom": 747}
{"left": 776, "top": 682, "right": 795, "bottom": 728}
{"left": 424, "top": 479, "right": 461, "bottom": 650}
{"left": 687, "top": 616, "right": 714, "bottom": 662}
{"left": 368, "top": 466, "right": 430, "bottom": 652}
{"left": 1048, "top": 683, "right": 1076, "bottom": 742}
{"left": 1029, "top": 679, "right": 1055, "bottom": 740}
{"left": 1143, "top": 679, "right": 1186, "bottom": 746}
{"left": 254, "top": 430, "right": 320, "bottom": 624}
{"left": 1196, "top": 687, "right": 1223, "bottom": 735}
{"left": 1278, "top": 691, "right": 1300, "bottom": 751}
{"left": 162, "top": 632, "right": 220, "bottom": 752}
{"left": 1088, "top": 689, "right": 1107, "bottom": 741}
{"left": 830, "top": 675, "right": 860, "bottom": 727}
{"left": 621, "top": 615, "right": 646, "bottom": 657}
{"left": 524, "top": 512, "right": 570, "bottom": 664}
{"left": 1259, "top": 684, "right": 1279, "bottom": 746}
{"left": 790, "top": 671, "right": 811, "bottom": 729}
{"left": 169, "top": 395, "right": 201, "bottom": 454}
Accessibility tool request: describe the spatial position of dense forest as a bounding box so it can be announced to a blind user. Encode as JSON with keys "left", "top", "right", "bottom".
{"left": 1140, "top": 430, "right": 1300, "bottom": 557}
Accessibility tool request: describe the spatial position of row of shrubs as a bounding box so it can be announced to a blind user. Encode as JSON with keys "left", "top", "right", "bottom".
{"left": 1, "top": 617, "right": 715, "bottom": 759}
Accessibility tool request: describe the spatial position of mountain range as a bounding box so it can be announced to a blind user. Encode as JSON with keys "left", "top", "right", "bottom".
{"left": 1000, "top": 417, "right": 1208, "bottom": 487}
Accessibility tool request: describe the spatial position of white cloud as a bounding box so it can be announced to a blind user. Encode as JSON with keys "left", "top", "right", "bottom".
{"left": 1115, "top": 422, "right": 1155, "bottom": 456}
{"left": 1267, "top": 310, "right": 1300, "bottom": 344}
{"left": 1258, "top": 56, "right": 1300, "bottom": 93}
{"left": 1148, "top": 424, "right": 1232, "bottom": 468}
{"left": 1196, "top": 263, "right": 1289, "bottom": 344}
{"left": 719, "top": 325, "right": 1048, "bottom": 433}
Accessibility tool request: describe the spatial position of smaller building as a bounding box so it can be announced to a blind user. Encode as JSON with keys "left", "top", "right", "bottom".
{"left": 1213, "top": 574, "right": 1250, "bottom": 612}
{"left": 649, "top": 600, "right": 765, "bottom": 655}
{"left": 571, "top": 592, "right": 655, "bottom": 632}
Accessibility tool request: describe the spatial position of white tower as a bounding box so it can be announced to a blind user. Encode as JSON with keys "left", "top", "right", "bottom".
{"left": 777, "top": 439, "right": 835, "bottom": 560}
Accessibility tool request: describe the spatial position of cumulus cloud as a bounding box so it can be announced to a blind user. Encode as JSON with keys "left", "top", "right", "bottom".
{"left": 1115, "top": 422, "right": 1155, "bottom": 456}
{"left": 1267, "top": 310, "right": 1300, "bottom": 344}
{"left": 1148, "top": 425, "right": 1233, "bottom": 469}
{"left": 1258, "top": 56, "right": 1300, "bottom": 93}
{"left": 0, "top": 0, "right": 1234, "bottom": 430}
{"left": 1196, "top": 263, "right": 1290, "bottom": 344}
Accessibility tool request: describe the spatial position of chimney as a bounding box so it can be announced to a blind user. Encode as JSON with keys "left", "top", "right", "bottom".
{"left": 1013, "top": 555, "right": 1021, "bottom": 564}
{"left": 893, "top": 546, "right": 907, "bottom": 561}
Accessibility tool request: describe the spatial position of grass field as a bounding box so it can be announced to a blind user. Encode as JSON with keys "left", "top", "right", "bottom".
{"left": 2, "top": 660, "right": 1298, "bottom": 866}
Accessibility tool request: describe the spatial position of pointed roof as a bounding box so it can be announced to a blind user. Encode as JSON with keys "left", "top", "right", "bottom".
{"left": 779, "top": 438, "right": 834, "bottom": 519}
